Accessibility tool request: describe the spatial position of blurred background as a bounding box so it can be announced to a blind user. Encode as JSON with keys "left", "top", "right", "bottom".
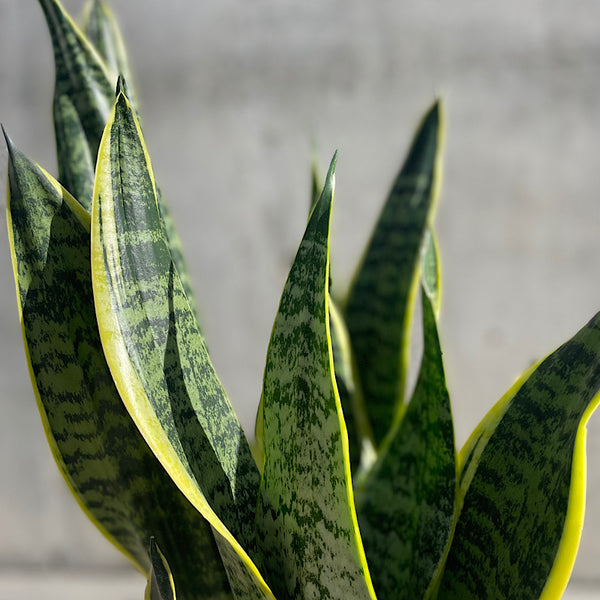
{"left": 1, "top": 0, "right": 600, "bottom": 597}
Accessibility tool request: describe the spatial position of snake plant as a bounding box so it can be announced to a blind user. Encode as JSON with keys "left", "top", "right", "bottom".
{"left": 4, "top": 1, "right": 600, "bottom": 598}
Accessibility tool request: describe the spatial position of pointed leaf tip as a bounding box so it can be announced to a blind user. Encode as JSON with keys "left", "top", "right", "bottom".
{"left": 2, "top": 124, "right": 13, "bottom": 152}
{"left": 331, "top": 149, "right": 339, "bottom": 169}
{"left": 115, "top": 74, "right": 128, "bottom": 98}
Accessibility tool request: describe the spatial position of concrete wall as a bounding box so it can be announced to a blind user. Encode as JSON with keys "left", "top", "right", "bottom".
{"left": 1, "top": 0, "right": 600, "bottom": 589}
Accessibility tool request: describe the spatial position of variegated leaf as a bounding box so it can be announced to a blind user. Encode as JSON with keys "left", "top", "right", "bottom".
{"left": 329, "top": 295, "right": 372, "bottom": 473}
{"left": 5, "top": 132, "right": 232, "bottom": 600}
{"left": 256, "top": 154, "right": 376, "bottom": 600}
{"left": 91, "top": 90, "right": 273, "bottom": 600}
{"left": 38, "top": 0, "right": 113, "bottom": 204}
{"left": 356, "top": 287, "right": 456, "bottom": 599}
{"left": 82, "top": 0, "right": 136, "bottom": 104}
{"left": 146, "top": 539, "right": 177, "bottom": 600}
{"left": 310, "top": 157, "right": 372, "bottom": 472}
{"left": 38, "top": 0, "right": 197, "bottom": 317}
{"left": 344, "top": 100, "right": 444, "bottom": 447}
{"left": 437, "top": 312, "right": 600, "bottom": 599}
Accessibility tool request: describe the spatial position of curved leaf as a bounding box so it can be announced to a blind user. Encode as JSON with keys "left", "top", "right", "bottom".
{"left": 39, "top": 0, "right": 197, "bottom": 318}
{"left": 53, "top": 93, "right": 96, "bottom": 211}
{"left": 356, "top": 288, "right": 456, "bottom": 599}
{"left": 310, "top": 157, "right": 373, "bottom": 472}
{"left": 91, "top": 91, "right": 273, "bottom": 599}
{"left": 82, "top": 0, "right": 135, "bottom": 103}
{"left": 38, "top": 0, "right": 113, "bottom": 204}
{"left": 146, "top": 539, "right": 177, "bottom": 600}
{"left": 438, "top": 312, "right": 600, "bottom": 599}
{"left": 5, "top": 133, "right": 232, "bottom": 600}
{"left": 421, "top": 228, "right": 441, "bottom": 317}
{"left": 256, "top": 155, "right": 376, "bottom": 600}
{"left": 344, "top": 100, "right": 444, "bottom": 447}
{"left": 329, "top": 296, "right": 373, "bottom": 473}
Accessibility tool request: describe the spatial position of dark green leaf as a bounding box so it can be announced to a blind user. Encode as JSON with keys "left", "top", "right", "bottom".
{"left": 438, "top": 312, "right": 600, "bottom": 599}
{"left": 356, "top": 288, "right": 456, "bottom": 599}
{"left": 344, "top": 100, "right": 444, "bottom": 447}
{"left": 82, "top": 0, "right": 136, "bottom": 104}
{"left": 92, "top": 92, "right": 273, "bottom": 599}
{"left": 146, "top": 539, "right": 177, "bottom": 600}
{"left": 38, "top": 0, "right": 114, "bottom": 204}
{"left": 5, "top": 133, "right": 232, "bottom": 600}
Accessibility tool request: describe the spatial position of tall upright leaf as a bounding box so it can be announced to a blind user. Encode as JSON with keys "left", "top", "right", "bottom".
{"left": 91, "top": 90, "right": 273, "bottom": 599}
{"left": 38, "top": 0, "right": 197, "bottom": 316}
{"left": 5, "top": 133, "right": 232, "bottom": 600}
{"left": 356, "top": 287, "right": 456, "bottom": 600}
{"left": 256, "top": 155, "right": 376, "bottom": 600}
{"left": 38, "top": 0, "right": 114, "bottom": 206}
{"left": 438, "top": 313, "right": 600, "bottom": 599}
{"left": 344, "top": 101, "right": 444, "bottom": 447}
{"left": 311, "top": 158, "right": 372, "bottom": 472}
{"left": 82, "top": 0, "right": 135, "bottom": 103}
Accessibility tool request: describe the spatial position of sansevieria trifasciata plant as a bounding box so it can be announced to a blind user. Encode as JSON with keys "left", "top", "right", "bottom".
{"left": 4, "top": 1, "right": 600, "bottom": 598}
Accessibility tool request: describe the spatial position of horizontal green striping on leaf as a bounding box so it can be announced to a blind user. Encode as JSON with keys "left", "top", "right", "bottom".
{"left": 438, "top": 312, "right": 600, "bottom": 599}
{"left": 54, "top": 93, "right": 96, "bottom": 211}
{"left": 344, "top": 100, "right": 444, "bottom": 448}
{"left": 5, "top": 135, "right": 232, "bottom": 600}
{"left": 39, "top": 0, "right": 113, "bottom": 190}
{"left": 257, "top": 154, "right": 376, "bottom": 600}
{"left": 356, "top": 288, "right": 456, "bottom": 600}
{"left": 92, "top": 91, "right": 273, "bottom": 599}
{"left": 82, "top": 0, "right": 134, "bottom": 101}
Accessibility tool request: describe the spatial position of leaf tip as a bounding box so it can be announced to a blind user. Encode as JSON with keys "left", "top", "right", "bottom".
{"left": 115, "top": 74, "right": 133, "bottom": 100}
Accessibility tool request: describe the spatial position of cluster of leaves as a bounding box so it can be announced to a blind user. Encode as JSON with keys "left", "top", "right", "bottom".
{"left": 5, "top": 1, "right": 600, "bottom": 598}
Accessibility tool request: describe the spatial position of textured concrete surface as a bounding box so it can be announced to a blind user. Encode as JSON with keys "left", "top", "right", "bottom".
{"left": 1, "top": 0, "right": 600, "bottom": 590}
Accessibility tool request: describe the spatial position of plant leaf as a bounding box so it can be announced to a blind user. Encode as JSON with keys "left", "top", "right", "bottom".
{"left": 329, "top": 295, "right": 373, "bottom": 474}
{"left": 38, "top": 0, "right": 113, "bottom": 205}
{"left": 53, "top": 93, "right": 97, "bottom": 211}
{"left": 91, "top": 91, "right": 274, "bottom": 599}
{"left": 146, "top": 539, "right": 177, "bottom": 600}
{"left": 81, "top": 0, "right": 136, "bottom": 104}
{"left": 437, "top": 312, "right": 600, "bottom": 599}
{"left": 4, "top": 132, "right": 232, "bottom": 600}
{"left": 311, "top": 156, "right": 373, "bottom": 473}
{"left": 421, "top": 228, "right": 441, "bottom": 317}
{"left": 356, "top": 287, "right": 456, "bottom": 600}
{"left": 256, "top": 154, "right": 376, "bottom": 600}
{"left": 344, "top": 100, "right": 444, "bottom": 447}
{"left": 38, "top": 0, "right": 197, "bottom": 319}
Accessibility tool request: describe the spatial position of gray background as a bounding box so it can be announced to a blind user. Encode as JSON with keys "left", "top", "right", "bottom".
{"left": 1, "top": 0, "right": 599, "bottom": 596}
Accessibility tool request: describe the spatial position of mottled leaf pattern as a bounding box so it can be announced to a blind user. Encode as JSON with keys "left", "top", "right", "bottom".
{"left": 146, "top": 539, "right": 177, "bottom": 600}
{"left": 8, "top": 3, "right": 600, "bottom": 596}
{"left": 312, "top": 158, "right": 372, "bottom": 473}
{"left": 356, "top": 288, "right": 456, "bottom": 600}
{"left": 256, "top": 155, "right": 376, "bottom": 600}
{"left": 82, "top": 0, "right": 135, "bottom": 101}
{"left": 38, "top": 0, "right": 113, "bottom": 205}
{"left": 39, "top": 0, "right": 197, "bottom": 317}
{"left": 438, "top": 312, "right": 600, "bottom": 599}
{"left": 5, "top": 134, "right": 232, "bottom": 600}
{"left": 344, "top": 101, "right": 443, "bottom": 447}
{"left": 91, "top": 91, "right": 273, "bottom": 599}
{"left": 53, "top": 93, "right": 96, "bottom": 211}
